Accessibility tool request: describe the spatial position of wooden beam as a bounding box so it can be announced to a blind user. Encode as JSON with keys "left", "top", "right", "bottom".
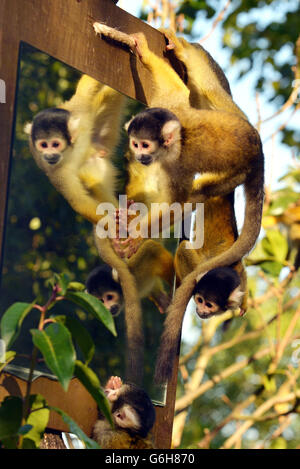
{"left": 0, "top": 373, "right": 98, "bottom": 435}
{"left": 0, "top": 0, "right": 181, "bottom": 449}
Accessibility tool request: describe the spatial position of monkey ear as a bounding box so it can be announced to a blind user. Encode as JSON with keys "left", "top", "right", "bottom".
{"left": 195, "top": 271, "right": 208, "bottom": 283}
{"left": 124, "top": 117, "right": 134, "bottom": 132}
{"left": 68, "top": 116, "right": 81, "bottom": 143}
{"left": 112, "top": 268, "right": 119, "bottom": 283}
{"left": 227, "top": 287, "right": 244, "bottom": 309}
{"left": 161, "top": 120, "right": 181, "bottom": 146}
{"left": 24, "top": 122, "right": 32, "bottom": 135}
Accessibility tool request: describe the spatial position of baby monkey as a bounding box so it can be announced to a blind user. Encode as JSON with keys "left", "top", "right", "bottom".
{"left": 86, "top": 265, "right": 124, "bottom": 317}
{"left": 193, "top": 267, "right": 244, "bottom": 319}
{"left": 93, "top": 376, "right": 156, "bottom": 449}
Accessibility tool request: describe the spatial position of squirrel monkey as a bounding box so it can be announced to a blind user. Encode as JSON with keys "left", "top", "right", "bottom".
{"left": 93, "top": 25, "right": 264, "bottom": 382}
{"left": 86, "top": 239, "right": 175, "bottom": 315}
{"left": 92, "top": 376, "right": 155, "bottom": 449}
{"left": 175, "top": 195, "right": 248, "bottom": 318}
{"left": 25, "top": 74, "right": 125, "bottom": 219}
{"left": 26, "top": 75, "right": 145, "bottom": 385}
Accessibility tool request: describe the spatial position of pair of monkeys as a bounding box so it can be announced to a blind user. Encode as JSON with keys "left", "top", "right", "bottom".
{"left": 27, "top": 27, "right": 264, "bottom": 385}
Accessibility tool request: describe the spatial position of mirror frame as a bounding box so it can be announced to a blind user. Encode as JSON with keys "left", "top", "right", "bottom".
{"left": 0, "top": 0, "right": 182, "bottom": 449}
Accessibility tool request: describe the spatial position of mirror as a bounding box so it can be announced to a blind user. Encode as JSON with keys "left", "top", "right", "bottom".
{"left": 0, "top": 42, "right": 178, "bottom": 405}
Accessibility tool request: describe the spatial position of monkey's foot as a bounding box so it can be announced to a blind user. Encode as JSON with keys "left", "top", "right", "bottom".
{"left": 130, "top": 33, "right": 151, "bottom": 62}
{"left": 114, "top": 200, "right": 136, "bottom": 239}
{"left": 159, "top": 28, "right": 187, "bottom": 60}
{"left": 239, "top": 308, "right": 247, "bottom": 317}
{"left": 112, "top": 236, "right": 143, "bottom": 259}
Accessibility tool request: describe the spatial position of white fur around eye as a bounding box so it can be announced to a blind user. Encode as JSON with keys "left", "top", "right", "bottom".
{"left": 114, "top": 404, "right": 140, "bottom": 430}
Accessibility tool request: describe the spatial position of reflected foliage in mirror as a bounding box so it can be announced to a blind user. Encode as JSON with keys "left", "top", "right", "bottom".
{"left": 0, "top": 43, "right": 177, "bottom": 404}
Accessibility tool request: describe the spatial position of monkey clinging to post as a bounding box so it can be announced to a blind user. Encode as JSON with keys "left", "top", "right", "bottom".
{"left": 93, "top": 24, "right": 264, "bottom": 383}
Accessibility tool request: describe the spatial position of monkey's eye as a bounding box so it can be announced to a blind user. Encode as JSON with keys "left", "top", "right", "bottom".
{"left": 206, "top": 302, "right": 213, "bottom": 309}
{"left": 52, "top": 140, "right": 61, "bottom": 148}
{"left": 142, "top": 142, "right": 149, "bottom": 149}
{"left": 107, "top": 294, "right": 113, "bottom": 301}
{"left": 132, "top": 141, "right": 138, "bottom": 148}
{"left": 195, "top": 295, "right": 203, "bottom": 304}
{"left": 36, "top": 140, "right": 49, "bottom": 151}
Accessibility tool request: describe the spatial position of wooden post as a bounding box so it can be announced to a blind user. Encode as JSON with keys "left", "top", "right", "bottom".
{"left": 0, "top": 0, "right": 182, "bottom": 449}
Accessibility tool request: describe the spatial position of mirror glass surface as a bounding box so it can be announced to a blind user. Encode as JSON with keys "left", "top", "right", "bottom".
{"left": 0, "top": 43, "right": 178, "bottom": 404}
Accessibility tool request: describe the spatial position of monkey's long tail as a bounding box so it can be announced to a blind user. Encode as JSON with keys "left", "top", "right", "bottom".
{"left": 93, "top": 231, "right": 144, "bottom": 385}
{"left": 154, "top": 160, "right": 264, "bottom": 383}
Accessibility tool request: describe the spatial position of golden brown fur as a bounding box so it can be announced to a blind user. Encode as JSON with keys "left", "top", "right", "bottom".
{"left": 93, "top": 420, "right": 155, "bottom": 449}
{"left": 93, "top": 25, "right": 264, "bottom": 382}
{"left": 174, "top": 195, "right": 248, "bottom": 313}
{"left": 27, "top": 75, "right": 145, "bottom": 384}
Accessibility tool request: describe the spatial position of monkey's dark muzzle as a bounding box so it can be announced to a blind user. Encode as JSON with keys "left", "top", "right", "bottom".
{"left": 44, "top": 154, "right": 61, "bottom": 165}
{"left": 110, "top": 305, "right": 120, "bottom": 317}
{"left": 138, "top": 154, "right": 153, "bottom": 166}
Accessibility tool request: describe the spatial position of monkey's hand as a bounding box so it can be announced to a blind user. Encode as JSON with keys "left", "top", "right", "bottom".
{"left": 105, "top": 376, "right": 123, "bottom": 402}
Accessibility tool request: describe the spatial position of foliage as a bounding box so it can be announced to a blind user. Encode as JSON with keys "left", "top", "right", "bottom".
{"left": 0, "top": 273, "right": 115, "bottom": 448}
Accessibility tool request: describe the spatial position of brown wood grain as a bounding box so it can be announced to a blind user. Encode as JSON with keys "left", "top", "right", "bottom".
{"left": 0, "top": 373, "right": 98, "bottom": 434}
{"left": 0, "top": 0, "right": 181, "bottom": 448}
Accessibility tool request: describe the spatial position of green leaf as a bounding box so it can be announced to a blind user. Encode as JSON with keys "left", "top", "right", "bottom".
{"left": 0, "top": 351, "right": 17, "bottom": 373}
{"left": 0, "top": 396, "right": 23, "bottom": 449}
{"left": 22, "top": 394, "right": 50, "bottom": 449}
{"left": 260, "top": 261, "right": 283, "bottom": 277}
{"left": 67, "top": 281, "right": 85, "bottom": 292}
{"left": 0, "top": 301, "right": 36, "bottom": 349}
{"left": 261, "top": 230, "right": 288, "bottom": 262}
{"left": 54, "top": 272, "right": 70, "bottom": 296}
{"left": 31, "top": 323, "right": 76, "bottom": 391}
{"left": 55, "top": 316, "right": 95, "bottom": 364}
{"left": 246, "top": 240, "right": 273, "bottom": 265}
{"left": 74, "top": 360, "right": 113, "bottom": 426}
{"left": 65, "top": 291, "right": 117, "bottom": 337}
{"left": 267, "top": 192, "right": 300, "bottom": 216}
{"left": 50, "top": 406, "right": 101, "bottom": 449}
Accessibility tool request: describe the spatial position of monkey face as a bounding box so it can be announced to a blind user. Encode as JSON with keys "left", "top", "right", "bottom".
{"left": 126, "top": 107, "right": 182, "bottom": 167}
{"left": 27, "top": 108, "right": 81, "bottom": 171}
{"left": 34, "top": 135, "right": 69, "bottom": 166}
{"left": 194, "top": 293, "right": 220, "bottom": 318}
{"left": 98, "top": 290, "right": 123, "bottom": 317}
{"left": 113, "top": 404, "right": 141, "bottom": 432}
{"left": 129, "top": 135, "right": 159, "bottom": 166}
